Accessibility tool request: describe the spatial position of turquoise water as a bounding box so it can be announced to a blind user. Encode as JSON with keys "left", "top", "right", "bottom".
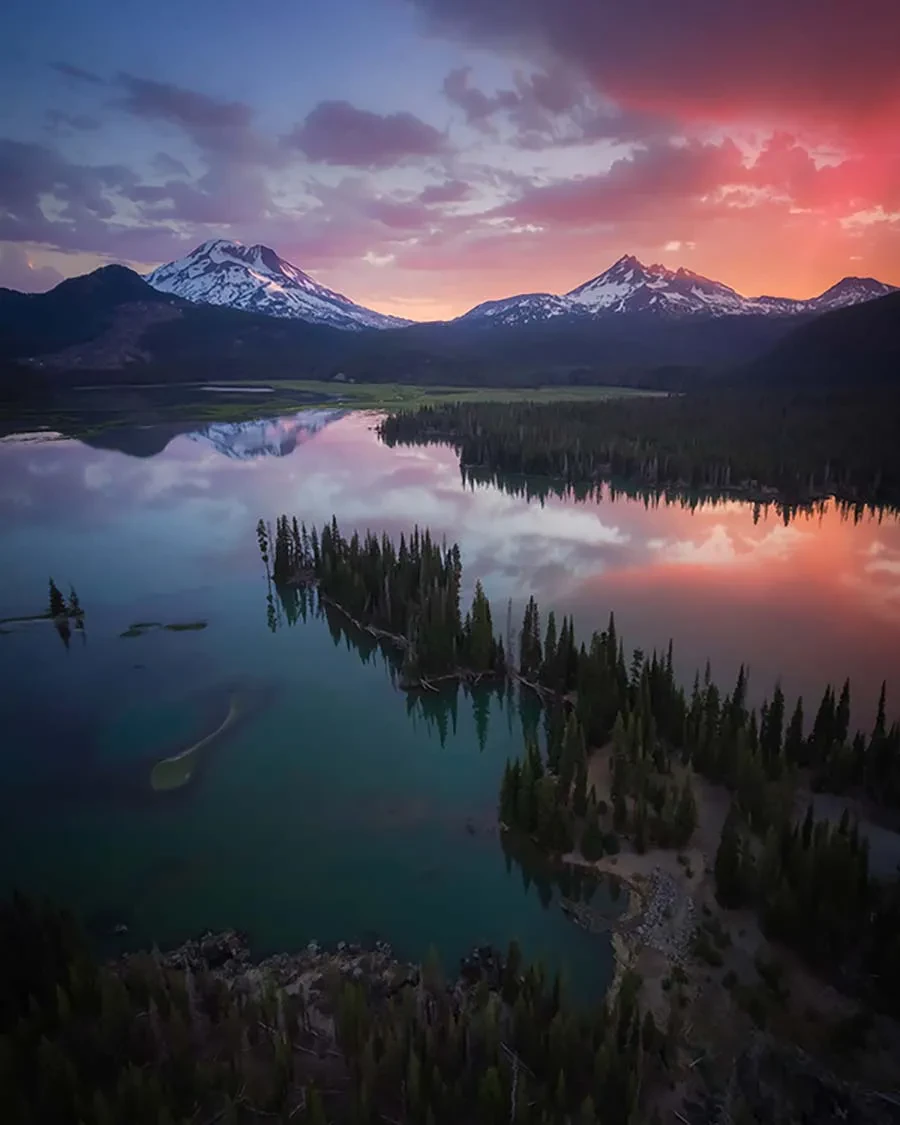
{"left": 1, "top": 408, "right": 898, "bottom": 998}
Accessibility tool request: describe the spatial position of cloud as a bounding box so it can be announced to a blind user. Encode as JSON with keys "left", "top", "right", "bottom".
{"left": 442, "top": 67, "right": 519, "bottom": 127}
{"left": 0, "top": 138, "right": 137, "bottom": 229}
{"left": 442, "top": 64, "right": 670, "bottom": 148}
{"left": 414, "top": 0, "right": 900, "bottom": 135}
{"left": 152, "top": 152, "right": 190, "bottom": 177}
{"left": 0, "top": 244, "right": 63, "bottom": 291}
{"left": 283, "top": 100, "right": 448, "bottom": 168}
{"left": 419, "top": 179, "right": 472, "bottom": 205}
{"left": 0, "top": 138, "right": 189, "bottom": 260}
{"left": 52, "top": 61, "right": 103, "bottom": 85}
{"left": 494, "top": 139, "right": 746, "bottom": 227}
{"left": 45, "top": 111, "right": 101, "bottom": 134}
{"left": 116, "top": 74, "right": 277, "bottom": 164}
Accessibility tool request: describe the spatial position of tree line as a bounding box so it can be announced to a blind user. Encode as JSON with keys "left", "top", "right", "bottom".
{"left": 0, "top": 894, "right": 668, "bottom": 1125}
{"left": 257, "top": 518, "right": 899, "bottom": 813}
{"left": 379, "top": 392, "right": 900, "bottom": 509}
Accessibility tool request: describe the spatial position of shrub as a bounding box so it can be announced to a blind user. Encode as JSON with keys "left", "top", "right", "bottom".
{"left": 692, "top": 930, "right": 724, "bottom": 968}
{"left": 580, "top": 815, "right": 605, "bottom": 862}
{"left": 754, "top": 953, "right": 788, "bottom": 1002}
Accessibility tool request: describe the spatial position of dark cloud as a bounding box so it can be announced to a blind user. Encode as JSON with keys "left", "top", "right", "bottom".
{"left": 442, "top": 64, "right": 672, "bottom": 148}
{"left": 118, "top": 74, "right": 253, "bottom": 133}
{"left": 116, "top": 74, "right": 278, "bottom": 165}
{"left": 0, "top": 139, "right": 136, "bottom": 227}
{"left": 491, "top": 139, "right": 747, "bottom": 227}
{"left": 442, "top": 67, "right": 519, "bottom": 127}
{"left": 419, "top": 179, "right": 472, "bottom": 205}
{"left": 0, "top": 139, "right": 183, "bottom": 259}
{"left": 0, "top": 244, "right": 63, "bottom": 292}
{"left": 416, "top": 0, "right": 900, "bottom": 133}
{"left": 284, "top": 100, "right": 448, "bottom": 168}
{"left": 52, "top": 61, "right": 104, "bottom": 85}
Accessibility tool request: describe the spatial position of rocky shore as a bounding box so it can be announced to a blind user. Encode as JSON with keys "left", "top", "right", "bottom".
{"left": 631, "top": 867, "right": 695, "bottom": 962}
{"left": 145, "top": 929, "right": 509, "bottom": 1009}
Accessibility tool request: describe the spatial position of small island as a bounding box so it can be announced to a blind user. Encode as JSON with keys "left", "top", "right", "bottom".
{"left": 258, "top": 514, "right": 505, "bottom": 691}
{"left": 0, "top": 578, "right": 85, "bottom": 649}
{"left": 150, "top": 694, "right": 240, "bottom": 791}
{"left": 120, "top": 620, "right": 208, "bottom": 638}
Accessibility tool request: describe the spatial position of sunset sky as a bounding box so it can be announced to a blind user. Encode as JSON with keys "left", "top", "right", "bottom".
{"left": 2, "top": 0, "right": 899, "bottom": 319}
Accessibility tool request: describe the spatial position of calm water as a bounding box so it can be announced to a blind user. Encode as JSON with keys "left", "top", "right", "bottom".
{"left": 1, "top": 408, "right": 898, "bottom": 994}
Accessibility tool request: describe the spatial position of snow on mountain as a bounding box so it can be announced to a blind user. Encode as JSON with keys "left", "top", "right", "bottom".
{"left": 146, "top": 240, "right": 409, "bottom": 331}
{"left": 187, "top": 409, "right": 345, "bottom": 460}
{"left": 804, "top": 277, "right": 897, "bottom": 313}
{"left": 456, "top": 292, "right": 572, "bottom": 327}
{"left": 457, "top": 254, "right": 896, "bottom": 325}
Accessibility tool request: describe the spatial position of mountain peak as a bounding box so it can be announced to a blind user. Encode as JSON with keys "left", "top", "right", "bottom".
{"left": 147, "top": 240, "right": 410, "bottom": 330}
{"left": 462, "top": 252, "right": 893, "bottom": 325}
{"left": 610, "top": 253, "right": 644, "bottom": 270}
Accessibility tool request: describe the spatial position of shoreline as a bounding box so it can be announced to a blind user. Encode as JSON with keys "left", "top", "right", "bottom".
{"left": 560, "top": 852, "right": 649, "bottom": 1000}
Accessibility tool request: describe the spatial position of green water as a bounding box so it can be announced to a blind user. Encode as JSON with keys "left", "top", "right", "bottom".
{"left": 1, "top": 407, "right": 898, "bottom": 999}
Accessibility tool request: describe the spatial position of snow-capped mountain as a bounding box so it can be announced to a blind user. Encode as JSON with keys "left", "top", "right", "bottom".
{"left": 187, "top": 409, "right": 345, "bottom": 460}
{"left": 146, "top": 240, "right": 409, "bottom": 331}
{"left": 457, "top": 254, "right": 896, "bottom": 326}
{"left": 458, "top": 292, "right": 573, "bottom": 327}
{"left": 798, "top": 276, "right": 896, "bottom": 313}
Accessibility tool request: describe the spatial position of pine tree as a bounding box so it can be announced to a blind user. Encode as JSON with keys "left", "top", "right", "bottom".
{"left": 543, "top": 611, "right": 558, "bottom": 687}
{"left": 835, "top": 679, "right": 851, "bottom": 746}
{"left": 673, "top": 775, "right": 698, "bottom": 847}
{"left": 784, "top": 696, "right": 804, "bottom": 765}
{"left": 559, "top": 713, "right": 585, "bottom": 796}
{"left": 573, "top": 758, "right": 588, "bottom": 817}
{"left": 872, "top": 681, "right": 887, "bottom": 742}
{"left": 48, "top": 578, "right": 67, "bottom": 619}
{"left": 715, "top": 805, "right": 748, "bottom": 908}
{"left": 581, "top": 814, "right": 605, "bottom": 861}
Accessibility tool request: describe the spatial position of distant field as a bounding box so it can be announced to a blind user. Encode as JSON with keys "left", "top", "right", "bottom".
{"left": 264, "top": 380, "right": 665, "bottom": 409}
{"left": 0, "top": 380, "right": 664, "bottom": 442}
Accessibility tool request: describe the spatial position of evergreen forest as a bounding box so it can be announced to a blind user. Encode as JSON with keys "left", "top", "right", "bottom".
{"left": 256, "top": 515, "right": 900, "bottom": 1019}
{"left": 0, "top": 894, "right": 659, "bottom": 1125}
{"left": 379, "top": 391, "right": 900, "bottom": 510}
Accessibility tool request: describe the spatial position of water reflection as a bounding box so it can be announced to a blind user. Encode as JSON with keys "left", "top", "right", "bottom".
{"left": 459, "top": 465, "right": 895, "bottom": 528}
{"left": 0, "top": 409, "right": 898, "bottom": 723}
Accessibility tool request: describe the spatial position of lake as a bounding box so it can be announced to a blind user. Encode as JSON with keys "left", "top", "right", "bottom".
{"left": 1, "top": 407, "right": 898, "bottom": 997}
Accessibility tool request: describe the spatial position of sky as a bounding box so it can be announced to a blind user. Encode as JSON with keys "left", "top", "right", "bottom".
{"left": 1, "top": 0, "right": 899, "bottom": 319}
